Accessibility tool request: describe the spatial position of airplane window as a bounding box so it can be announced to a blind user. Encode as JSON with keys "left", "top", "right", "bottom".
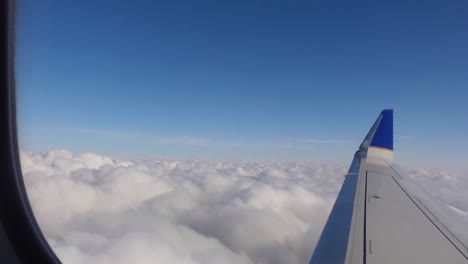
{"left": 13, "top": 0, "right": 468, "bottom": 263}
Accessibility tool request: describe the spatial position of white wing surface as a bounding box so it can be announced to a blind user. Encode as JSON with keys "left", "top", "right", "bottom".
{"left": 309, "top": 109, "right": 468, "bottom": 264}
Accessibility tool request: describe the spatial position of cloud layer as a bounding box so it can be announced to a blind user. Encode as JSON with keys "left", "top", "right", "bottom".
{"left": 20, "top": 150, "right": 468, "bottom": 264}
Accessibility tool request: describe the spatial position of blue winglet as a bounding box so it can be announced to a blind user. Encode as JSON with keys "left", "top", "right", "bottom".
{"left": 370, "top": 109, "right": 393, "bottom": 150}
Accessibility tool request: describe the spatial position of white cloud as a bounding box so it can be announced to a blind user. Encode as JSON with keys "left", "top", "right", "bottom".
{"left": 20, "top": 150, "right": 468, "bottom": 264}
{"left": 155, "top": 136, "right": 209, "bottom": 146}
{"left": 154, "top": 136, "right": 248, "bottom": 148}
{"left": 396, "top": 136, "right": 415, "bottom": 140}
{"left": 305, "top": 139, "right": 351, "bottom": 144}
{"left": 45, "top": 127, "right": 132, "bottom": 139}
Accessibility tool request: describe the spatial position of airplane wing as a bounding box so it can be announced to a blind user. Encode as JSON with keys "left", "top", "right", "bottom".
{"left": 309, "top": 109, "right": 468, "bottom": 264}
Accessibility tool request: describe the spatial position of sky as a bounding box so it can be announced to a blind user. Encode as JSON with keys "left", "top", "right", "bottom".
{"left": 15, "top": 0, "right": 468, "bottom": 171}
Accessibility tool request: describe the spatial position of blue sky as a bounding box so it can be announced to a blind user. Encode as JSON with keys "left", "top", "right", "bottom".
{"left": 16, "top": 0, "right": 468, "bottom": 170}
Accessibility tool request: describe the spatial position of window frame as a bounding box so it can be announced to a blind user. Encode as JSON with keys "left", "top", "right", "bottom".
{"left": 0, "top": 0, "right": 60, "bottom": 262}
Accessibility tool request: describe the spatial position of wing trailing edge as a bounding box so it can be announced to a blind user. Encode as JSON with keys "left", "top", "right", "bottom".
{"left": 308, "top": 109, "right": 395, "bottom": 264}
{"left": 308, "top": 109, "right": 390, "bottom": 264}
{"left": 308, "top": 109, "right": 468, "bottom": 264}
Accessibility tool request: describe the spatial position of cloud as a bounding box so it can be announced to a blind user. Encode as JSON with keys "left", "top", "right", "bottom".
{"left": 43, "top": 127, "right": 132, "bottom": 139}
{"left": 38, "top": 125, "right": 354, "bottom": 150}
{"left": 305, "top": 139, "right": 351, "bottom": 144}
{"left": 154, "top": 136, "right": 248, "bottom": 148}
{"left": 154, "top": 136, "right": 208, "bottom": 146}
{"left": 396, "top": 136, "right": 415, "bottom": 141}
{"left": 20, "top": 150, "right": 468, "bottom": 263}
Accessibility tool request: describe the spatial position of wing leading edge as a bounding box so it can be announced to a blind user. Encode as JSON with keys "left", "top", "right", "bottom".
{"left": 309, "top": 109, "right": 468, "bottom": 264}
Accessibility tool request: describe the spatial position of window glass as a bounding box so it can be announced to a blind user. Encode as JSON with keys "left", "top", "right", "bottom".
{"left": 16, "top": 1, "right": 468, "bottom": 263}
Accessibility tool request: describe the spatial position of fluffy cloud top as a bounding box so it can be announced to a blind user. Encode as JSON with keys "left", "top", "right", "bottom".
{"left": 20, "top": 150, "right": 468, "bottom": 264}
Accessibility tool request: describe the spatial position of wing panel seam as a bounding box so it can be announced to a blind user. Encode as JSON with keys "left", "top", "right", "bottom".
{"left": 363, "top": 171, "right": 368, "bottom": 264}
{"left": 390, "top": 175, "right": 468, "bottom": 261}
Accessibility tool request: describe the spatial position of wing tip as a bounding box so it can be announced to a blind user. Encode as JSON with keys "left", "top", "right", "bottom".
{"left": 370, "top": 109, "right": 393, "bottom": 150}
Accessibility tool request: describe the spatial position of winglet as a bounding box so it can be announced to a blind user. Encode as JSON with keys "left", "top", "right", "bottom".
{"left": 370, "top": 109, "right": 393, "bottom": 150}
{"left": 366, "top": 109, "right": 394, "bottom": 164}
